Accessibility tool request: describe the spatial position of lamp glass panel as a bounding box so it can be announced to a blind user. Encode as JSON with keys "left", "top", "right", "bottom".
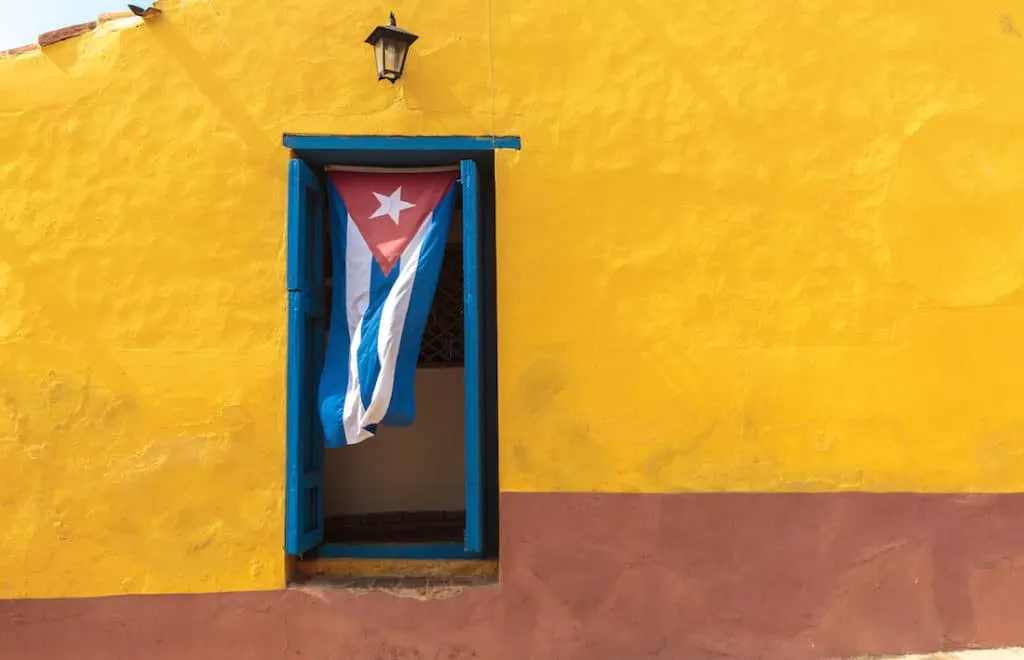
{"left": 373, "top": 39, "right": 385, "bottom": 77}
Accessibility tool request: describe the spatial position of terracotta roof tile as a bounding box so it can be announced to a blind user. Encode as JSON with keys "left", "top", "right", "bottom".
{"left": 0, "top": 43, "right": 41, "bottom": 58}
{"left": 3, "top": 6, "right": 154, "bottom": 58}
{"left": 38, "top": 21, "right": 98, "bottom": 48}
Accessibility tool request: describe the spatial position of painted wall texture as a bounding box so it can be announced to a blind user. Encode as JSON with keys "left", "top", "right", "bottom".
{"left": 2, "top": 0, "right": 1024, "bottom": 604}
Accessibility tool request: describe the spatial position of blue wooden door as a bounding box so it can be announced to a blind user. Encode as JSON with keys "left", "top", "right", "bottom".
{"left": 460, "top": 159, "right": 484, "bottom": 556}
{"left": 285, "top": 158, "right": 326, "bottom": 555}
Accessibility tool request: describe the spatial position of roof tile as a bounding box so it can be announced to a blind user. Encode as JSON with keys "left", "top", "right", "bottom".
{"left": 0, "top": 43, "right": 40, "bottom": 57}
{"left": 38, "top": 22, "right": 98, "bottom": 48}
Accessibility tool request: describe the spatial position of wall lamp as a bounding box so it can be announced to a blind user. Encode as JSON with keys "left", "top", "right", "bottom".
{"left": 365, "top": 13, "right": 418, "bottom": 83}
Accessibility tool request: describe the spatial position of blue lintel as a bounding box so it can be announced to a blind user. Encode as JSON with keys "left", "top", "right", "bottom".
{"left": 282, "top": 134, "right": 521, "bottom": 152}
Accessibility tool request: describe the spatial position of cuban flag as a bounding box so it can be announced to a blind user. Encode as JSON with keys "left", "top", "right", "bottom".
{"left": 318, "top": 167, "right": 458, "bottom": 447}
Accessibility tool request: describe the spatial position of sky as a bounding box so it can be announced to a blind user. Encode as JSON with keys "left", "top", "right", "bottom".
{"left": 0, "top": 0, "right": 129, "bottom": 49}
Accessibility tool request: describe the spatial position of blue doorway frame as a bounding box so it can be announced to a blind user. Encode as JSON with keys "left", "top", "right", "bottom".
{"left": 283, "top": 134, "right": 520, "bottom": 560}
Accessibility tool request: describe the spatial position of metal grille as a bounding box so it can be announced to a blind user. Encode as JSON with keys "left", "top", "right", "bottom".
{"left": 418, "top": 243, "right": 464, "bottom": 367}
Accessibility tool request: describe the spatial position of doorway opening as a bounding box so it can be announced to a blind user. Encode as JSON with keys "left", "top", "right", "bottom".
{"left": 321, "top": 204, "right": 467, "bottom": 546}
{"left": 283, "top": 136, "right": 518, "bottom": 563}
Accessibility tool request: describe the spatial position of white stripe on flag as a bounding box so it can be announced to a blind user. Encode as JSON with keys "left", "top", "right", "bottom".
{"left": 342, "top": 214, "right": 372, "bottom": 445}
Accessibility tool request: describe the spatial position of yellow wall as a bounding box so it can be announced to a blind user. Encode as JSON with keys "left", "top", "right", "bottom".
{"left": 2, "top": 0, "right": 1024, "bottom": 598}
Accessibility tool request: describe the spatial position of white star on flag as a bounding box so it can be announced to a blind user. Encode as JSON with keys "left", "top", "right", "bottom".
{"left": 370, "top": 187, "right": 415, "bottom": 224}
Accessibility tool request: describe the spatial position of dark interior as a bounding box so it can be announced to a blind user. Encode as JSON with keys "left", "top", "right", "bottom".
{"left": 324, "top": 510, "right": 465, "bottom": 545}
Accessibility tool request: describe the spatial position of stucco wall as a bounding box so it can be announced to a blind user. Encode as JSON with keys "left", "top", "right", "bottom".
{"left": 2, "top": 0, "right": 1024, "bottom": 599}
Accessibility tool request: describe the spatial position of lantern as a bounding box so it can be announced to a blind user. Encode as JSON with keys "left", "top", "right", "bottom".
{"left": 364, "top": 13, "right": 419, "bottom": 83}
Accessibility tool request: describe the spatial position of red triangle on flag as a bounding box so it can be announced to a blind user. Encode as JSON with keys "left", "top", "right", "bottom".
{"left": 328, "top": 169, "right": 458, "bottom": 276}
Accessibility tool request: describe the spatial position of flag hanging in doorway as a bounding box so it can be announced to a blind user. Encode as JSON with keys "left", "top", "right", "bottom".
{"left": 319, "top": 167, "right": 458, "bottom": 447}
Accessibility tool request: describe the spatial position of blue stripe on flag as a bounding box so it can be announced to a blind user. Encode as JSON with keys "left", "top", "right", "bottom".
{"left": 381, "top": 185, "right": 458, "bottom": 426}
{"left": 356, "top": 260, "right": 396, "bottom": 411}
{"left": 318, "top": 184, "right": 351, "bottom": 448}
